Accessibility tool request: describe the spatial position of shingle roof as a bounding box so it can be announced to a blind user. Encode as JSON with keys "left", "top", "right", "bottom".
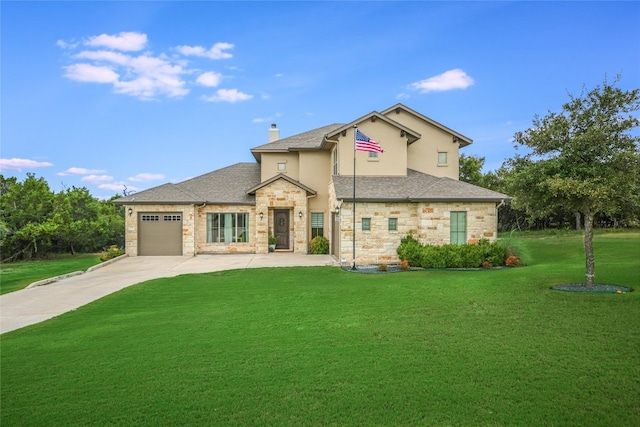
{"left": 114, "top": 163, "right": 260, "bottom": 205}
{"left": 333, "top": 169, "right": 510, "bottom": 202}
{"left": 250, "top": 123, "right": 344, "bottom": 161}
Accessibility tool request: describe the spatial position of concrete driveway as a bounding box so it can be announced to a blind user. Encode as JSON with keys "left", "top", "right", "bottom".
{"left": 0, "top": 254, "right": 337, "bottom": 334}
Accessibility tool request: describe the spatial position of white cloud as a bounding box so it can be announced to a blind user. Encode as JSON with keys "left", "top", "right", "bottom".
{"left": 61, "top": 32, "right": 247, "bottom": 101}
{"left": 57, "top": 167, "right": 106, "bottom": 176}
{"left": 85, "top": 31, "right": 147, "bottom": 52}
{"left": 411, "top": 69, "right": 474, "bottom": 93}
{"left": 203, "top": 89, "right": 252, "bottom": 103}
{"left": 98, "top": 182, "right": 139, "bottom": 192}
{"left": 275, "top": 73, "right": 284, "bottom": 78}
{"left": 128, "top": 173, "right": 165, "bottom": 182}
{"left": 196, "top": 71, "right": 223, "bottom": 87}
{"left": 0, "top": 158, "right": 53, "bottom": 171}
{"left": 57, "top": 39, "right": 79, "bottom": 49}
{"left": 64, "top": 63, "right": 119, "bottom": 83}
{"left": 175, "top": 42, "right": 234, "bottom": 59}
{"left": 81, "top": 174, "right": 114, "bottom": 184}
{"left": 252, "top": 112, "right": 282, "bottom": 123}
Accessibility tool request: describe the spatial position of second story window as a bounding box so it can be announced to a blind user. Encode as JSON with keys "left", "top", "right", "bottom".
{"left": 362, "top": 217, "right": 371, "bottom": 231}
{"left": 368, "top": 151, "right": 378, "bottom": 160}
{"left": 277, "top": 161, "right": 287, "bottom": 172}
{"left": 332, "top": 149, "right": 338, "bottom": 175}
{"left": 438, "top": 152, "right": 448, "bottom": 166}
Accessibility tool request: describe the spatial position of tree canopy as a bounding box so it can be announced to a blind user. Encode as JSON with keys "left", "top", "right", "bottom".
{"left": 506, "top": 75, "right": 639, "bottom": 286}
{"left": 0, "top": 174, "right": 125, "bottom": 262}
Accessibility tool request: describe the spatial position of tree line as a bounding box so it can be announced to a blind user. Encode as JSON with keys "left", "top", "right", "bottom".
{"left": 0, "top": 174, "right": 125, "bottom": 262}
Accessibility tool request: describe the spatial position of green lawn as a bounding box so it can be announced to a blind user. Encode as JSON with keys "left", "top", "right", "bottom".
{"left": 0, "top": 254, "right": 102, "bottom": 295}
{"left": 1, "top": 233, "right": 639, "bottom": 426}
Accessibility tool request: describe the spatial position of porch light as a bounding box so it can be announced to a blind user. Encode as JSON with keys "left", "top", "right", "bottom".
{"left": 128, "top": 207, "right": 133, "bottom": 216}
{"left": 259, "top": 212, "right": 264, "bottom": 220}
{"left": 298, "top": 211, "right": 303, "bottom": 219}
{"left": 335, "top": 206, "right": 340, "bottom": 215}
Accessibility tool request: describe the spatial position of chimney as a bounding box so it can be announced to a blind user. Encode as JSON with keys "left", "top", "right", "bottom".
{"left": 269, "top": 123, "right": 280, "bottom": 142}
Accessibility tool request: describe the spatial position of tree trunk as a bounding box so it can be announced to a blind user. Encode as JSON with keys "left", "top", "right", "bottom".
{"left": 583, "top": 211, "right": 596, "bottom": 287}
{"left": 575, "top": 211, "right": 581, "bottom": 231}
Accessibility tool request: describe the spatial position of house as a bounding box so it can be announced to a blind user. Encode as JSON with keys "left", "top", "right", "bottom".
{"left": 114, "top": 103, "right": 509, "bottom": 263}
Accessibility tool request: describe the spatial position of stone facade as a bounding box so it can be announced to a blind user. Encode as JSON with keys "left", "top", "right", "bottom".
{"left": 254, "top": 178, "right": 310, "bottom": 254}
{"left": 125, "top": 204, "right": 196, "bottom": 256}
{"left": 195, "top": 205, "right": 256, "bottom": 254}
{"left": 335, "top": 201, "right": 498, "bottom": 265}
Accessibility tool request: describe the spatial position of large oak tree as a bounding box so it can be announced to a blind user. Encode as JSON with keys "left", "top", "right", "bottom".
{"left": 508, "top": 76, "right": 639, "bottom": 287}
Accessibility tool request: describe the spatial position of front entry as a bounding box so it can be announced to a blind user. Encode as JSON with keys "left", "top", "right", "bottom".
{"left": 274, "top": 210, "right": 290, "bottom": 250}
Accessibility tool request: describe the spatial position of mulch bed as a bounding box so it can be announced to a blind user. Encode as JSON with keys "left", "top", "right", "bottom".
{"left": 552, "top": 283, "right": 633, "bottom": 293}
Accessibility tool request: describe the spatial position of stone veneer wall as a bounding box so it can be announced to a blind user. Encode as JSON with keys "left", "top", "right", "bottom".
{"left": 336, "top": 201, "right": 498, "bottom": 265}
{"left": 124, "top": 204, "right": 196, "bottom": 256}
{"left": 195, "top": 205, "right": 256, "bottom": 254}
{"left": 255, "top": 179, "right": 309, "bottom": 254}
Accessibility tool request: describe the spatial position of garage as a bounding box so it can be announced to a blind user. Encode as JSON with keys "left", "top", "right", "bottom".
{"left": 138, "top": 213, "right": 183, "bottom": 255}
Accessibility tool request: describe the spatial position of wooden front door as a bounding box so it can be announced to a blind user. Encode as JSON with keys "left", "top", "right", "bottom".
{"left": 274, "top": 210, "right": 290, "bottom": 249}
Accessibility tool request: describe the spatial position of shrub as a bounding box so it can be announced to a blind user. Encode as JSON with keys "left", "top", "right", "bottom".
{"left": 505, "top": 255, "right": 522, "bottom": 267}
{"left": 458, "top": 244, "right": 485, "bottom": 268}
{"left": 309, "top": 236, "right": 329, "bottom": 254}
{"left": 100, "top": 245, "right": 124, "bottom": 262}
{"left": 482, "top": 260, "right": 493, "bottom": 268}
{"left": 420, "top": 245, "right": 447, "bottom": 269}
{"left": 377, "top": 264, "right": 388, "bottom": 272}
{"left": 399, "top": 259, "right": 409, "bottom": 270}
{"left": 396, "top": 232, "right": 423, "bottom": 267}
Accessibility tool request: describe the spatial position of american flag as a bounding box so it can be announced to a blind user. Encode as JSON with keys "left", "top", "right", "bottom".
{"left": 355, "top": 129, "right": 384, "bottom": 153}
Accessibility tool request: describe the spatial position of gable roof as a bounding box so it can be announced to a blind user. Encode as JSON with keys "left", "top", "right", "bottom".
{"left": 332, "top": 169, "right": 509, "bottom": 203}
{"left": 114, "top": 163, "right": 260, "bottom": 205}
{"left": 381, "top": 103, "right": 473, "bottom": 147}
{"left": 250, "top": 123, "right": 344, "bottom": 161}
{"left": 325, "top": 111, "right": 421, "bottom": 144}
{"left": 246, "top": 173, "right": 317, "bottom": 196}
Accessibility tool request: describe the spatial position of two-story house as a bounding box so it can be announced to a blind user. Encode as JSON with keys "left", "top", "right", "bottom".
{"left": 114, "top": 103, "right": 509, "bottom": 264}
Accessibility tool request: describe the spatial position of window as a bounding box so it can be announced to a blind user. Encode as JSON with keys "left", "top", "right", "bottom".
{"left": 388, "top": 218, "right": 398, "bottom": 231}
{"left": 141, "top": 215, "right": 159, "bottom": 221}
{"left": 332, "top": 149, "right": 338, "bottom": 175}
{"left": 450, "top": 211, "right": 467, "bottom": 245}
{"left": 362, "top": 217, "right": 371, "bottom": 231}
{"left": 277, "top": 162, "right": 286, "bottom": 172}
{"left": 207, "top": 213, "right": 249, "bottom": 243}
{"left": 311, "top": 212, "right": 324, "bottom": 238}
{"left": 368, "top": 151, "right": 378, "bottom": 159}
{"left": 438, "top": 152, "right": 448, "bottom": 165}
{"left": 163, "top": 215, "right": 181, "bottom": 221}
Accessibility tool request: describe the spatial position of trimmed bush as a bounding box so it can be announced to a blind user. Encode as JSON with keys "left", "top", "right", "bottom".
{"left": 309, "top": 236, "right": 329, "bottom": 254}
{"left": 397, "top": 234, "right": 514, "bottom": 269}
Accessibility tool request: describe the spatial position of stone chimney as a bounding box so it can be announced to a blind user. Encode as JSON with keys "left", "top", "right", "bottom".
{"left": 268, "top": 123, "right": 280, "bottom": 142}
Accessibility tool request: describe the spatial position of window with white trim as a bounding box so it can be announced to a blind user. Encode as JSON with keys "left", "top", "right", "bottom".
{"left": 207, "top": 213, "right": 249, "bottom": 243}
{"left": 332, "top": 149, "right": 338, "bottom": 175}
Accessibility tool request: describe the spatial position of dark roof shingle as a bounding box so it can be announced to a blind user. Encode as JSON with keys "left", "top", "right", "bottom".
{"left": 333, "top": 169, "right": 509, "bottom": 202}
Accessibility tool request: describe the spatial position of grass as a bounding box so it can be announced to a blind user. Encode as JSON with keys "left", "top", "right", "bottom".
{"left": 1, "top": 233, "right": 639, "bottom": 426}
{"left": 0, "top": 254, "right": 102, "bottom": 295}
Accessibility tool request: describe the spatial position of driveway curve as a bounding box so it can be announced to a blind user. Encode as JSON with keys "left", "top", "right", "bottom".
{"left": 0, "top": 254, "right": 336, "bottom": 334}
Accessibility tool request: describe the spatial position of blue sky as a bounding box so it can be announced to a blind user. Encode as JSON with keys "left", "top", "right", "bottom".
{"left": 2, "top": 1, "right": 639, "bottom": 199}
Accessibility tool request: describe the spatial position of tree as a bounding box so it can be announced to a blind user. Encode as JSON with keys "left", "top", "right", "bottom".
{"left": 509, "top": 75, "right": 640, "bottom": 287}
{"left": 459, "top": 154, "right": 486, "bottom": 186}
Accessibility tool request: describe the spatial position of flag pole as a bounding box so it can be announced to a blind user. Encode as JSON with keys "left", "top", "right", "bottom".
{"left": 352, "top": 125, "right": 357, "bottom": 270}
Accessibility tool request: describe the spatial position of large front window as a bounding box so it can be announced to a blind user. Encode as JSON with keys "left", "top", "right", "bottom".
{"left": 207, "top": 213, "right": 249, "bottom": 243}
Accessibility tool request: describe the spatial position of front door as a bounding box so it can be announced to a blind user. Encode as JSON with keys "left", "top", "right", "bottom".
{"left": 274, "top": 210, "right": 290, "bottom": 249}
